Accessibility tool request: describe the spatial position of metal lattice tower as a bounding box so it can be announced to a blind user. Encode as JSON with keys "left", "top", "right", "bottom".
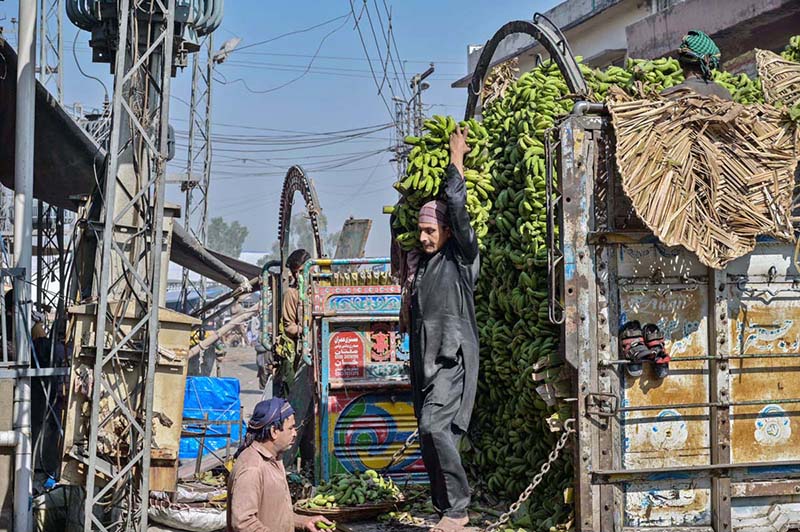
{"left": 37, "top": 0, "right": 63, "bottom": 101}
{"left": 81, "top": 0, "right": 176, "bottom": 529}
{"left": 35, "top": 0, "right": 67, "bottom": 333}
{"left": 179, "top": 34, "right": 214, "bottom": 314}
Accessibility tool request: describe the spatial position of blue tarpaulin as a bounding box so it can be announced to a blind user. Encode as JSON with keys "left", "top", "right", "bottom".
{"left": 180, "top": 377, "right": 243, "bottom": 461}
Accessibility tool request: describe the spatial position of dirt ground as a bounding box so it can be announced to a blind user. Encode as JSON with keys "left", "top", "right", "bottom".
{"left": 216, "top": 344, "right": 263, "bottom": 422}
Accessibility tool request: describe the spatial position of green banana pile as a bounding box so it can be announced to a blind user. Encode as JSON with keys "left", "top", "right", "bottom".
{"left": 389, "top": 116, "right": 494, "bottom": 250}
{"left": 464, "top": 59, "right": 576, "bottom": 532}
{"left": 583, "top": 57, "right": 763, "bottom": 104}
{"left": 782, "top": 35, "right": 800, "bottom": 62}
{"left": 300, "top": 470, "right": 401, "bottom": 509}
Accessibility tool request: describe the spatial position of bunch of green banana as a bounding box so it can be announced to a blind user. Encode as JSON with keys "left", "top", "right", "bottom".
{"left": 301, "top": 470, "right": 401, "bottom": 509}
{"left": 390, "top": 115, "right": 494, "bottom": 250}
{"left": 462, "top": 59, "right": 576, "bottom": 532}
{"left": 782, "top": 35, "right": 800, "bottom": 62}
{"left": 712, "top": 71, "right": 764, "bottom": 104}
{"left": 582, "top": 57, "right": 763, "bottom": 105}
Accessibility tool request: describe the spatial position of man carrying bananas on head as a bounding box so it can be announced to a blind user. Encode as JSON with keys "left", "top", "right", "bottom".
{"left": 397, "top": 124, "right": 480, "bottom": 532}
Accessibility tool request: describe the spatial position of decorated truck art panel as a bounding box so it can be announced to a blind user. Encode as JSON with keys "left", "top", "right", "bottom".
{"left": 301, "top": 259, "right": 423, "bottom": 483}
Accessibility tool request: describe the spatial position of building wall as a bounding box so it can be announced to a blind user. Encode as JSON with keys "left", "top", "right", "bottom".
{"left": 458, "top": 0, "right": 800, "bottom": 87}
{"left": 462, "top": 0, "right": 653, "bottom": 84}
{"left": 626, "top": 0, "right": 800, "bottom": 60}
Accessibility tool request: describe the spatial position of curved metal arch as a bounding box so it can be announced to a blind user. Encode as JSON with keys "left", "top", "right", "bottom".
{"left": 464, "top": 13, "right": 588, "bottom": 120}
{"left": 278, "top": 165, "right": 325, "bottom": 265}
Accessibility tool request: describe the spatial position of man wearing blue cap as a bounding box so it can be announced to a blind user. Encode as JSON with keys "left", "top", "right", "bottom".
{"left": 227, "top": 398, "right": 333, "bottom": 532}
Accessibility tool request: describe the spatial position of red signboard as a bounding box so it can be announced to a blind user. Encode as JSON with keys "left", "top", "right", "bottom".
{"left": 330, "top": 331, "right": 365, "bottom": 379}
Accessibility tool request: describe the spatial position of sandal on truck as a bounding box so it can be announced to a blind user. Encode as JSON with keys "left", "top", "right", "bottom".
{"left": 644, "top": 323, "right": 670, "bottom": 379}
{"left": 620, "top": 320, "right": 651, "bottom": 378}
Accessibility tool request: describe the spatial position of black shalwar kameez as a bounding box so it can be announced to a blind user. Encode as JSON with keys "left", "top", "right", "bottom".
{"left": 409, "top": 163, "right": 479, "bottom": 519}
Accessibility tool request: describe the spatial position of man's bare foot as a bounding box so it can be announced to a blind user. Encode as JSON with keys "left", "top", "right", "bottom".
{"left": 431, "top": 515, "right": 469, "bottom": 532}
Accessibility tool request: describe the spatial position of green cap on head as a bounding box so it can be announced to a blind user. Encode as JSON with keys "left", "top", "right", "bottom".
{"left": 678, "top": 30, "right": 721, "bottom": 80}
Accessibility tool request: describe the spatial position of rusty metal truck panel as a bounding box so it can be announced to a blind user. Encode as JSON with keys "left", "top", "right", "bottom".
{"left": 558, "top": 113, "right": 800, "bottom": 531}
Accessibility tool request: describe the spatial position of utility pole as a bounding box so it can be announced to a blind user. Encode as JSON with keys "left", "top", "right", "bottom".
{"left": 179, "top": 35, "right": 237, "bottom": 315}
{"left": 409, "top": 63, "right": 434, "bottom": 136}
{"left": 35, "top": 0, "right": 66, "bottom": 340}
{"left": 180, "top": 34, "right": 214, "bottom": 314}
{"left": 391, "top": 97, "right": 408, "bottom": 181}
{"left": 13, "top": 1, "right": 37, "bottom": 531}
{"left": 76, "top": 2, "right": 177, "bottom": 529}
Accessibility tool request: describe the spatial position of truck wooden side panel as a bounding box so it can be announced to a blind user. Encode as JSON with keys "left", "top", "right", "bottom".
{"left": 561, "top": 114, "right": 800, "bottom": 531}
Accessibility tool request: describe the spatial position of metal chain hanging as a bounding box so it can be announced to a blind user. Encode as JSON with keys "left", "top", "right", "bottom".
{"left": 380, "top": 428, "right": 419, "bottom": 474}
{"left": 484, "top": 419, "right": 576, "bottom": 532}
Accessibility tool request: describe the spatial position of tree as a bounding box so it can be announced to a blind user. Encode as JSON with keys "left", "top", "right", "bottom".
{"left": 207, "top": 217, "right": 249, "bottom": 258}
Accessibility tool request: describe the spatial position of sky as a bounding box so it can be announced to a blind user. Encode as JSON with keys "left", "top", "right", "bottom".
{"left": 1, "top": 0, "right": 561, "bottom": 260}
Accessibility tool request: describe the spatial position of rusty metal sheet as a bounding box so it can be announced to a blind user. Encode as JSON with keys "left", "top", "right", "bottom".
{"left": 623, "top": 479, "right": 711, "bottom": 527}
{"left": 617, "top": 245, "right": 711, "bottom": 527}
{"left": 728, "top": 294, "right": 800, "bottom": 465}
{"left": 615, "top": 243, "right": 708, "bottom": 280}
{"left": 620, "top": 285, "right": 710, "bottom": 468}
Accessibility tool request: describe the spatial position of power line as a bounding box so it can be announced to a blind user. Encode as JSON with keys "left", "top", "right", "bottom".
{"left": 383, "top": 0, "right": 409, "bottom": 92}
{"left": 349, "top": 0, "right": 394, "bottom": 121}
{"left": 213, "top": 14, "right": 352, "bottom": 94}
{"left": 212, "top": 147, "right": 388, "bottom": 163}
{"left": 218, "top": 58, "right": 461, "bottom": 77}
{"left": 63, "top": 42, "right": 464, "bottom": 66}
{"left": 362, "top": 0, "right": 393, "bottom": 98}
{"left": 169, "top": 114, "right": 393, "bottom": 137}
{"left": 171, "top": 124, "right": 393, "bottom": 147}
{"left": 377, "top": 1, "right": 408, "bottom": 100}
{"left": 217, "top": 61, "right": 455, "bottom": 83}
{"left": 233, "top": 12, "right": 351, "bottom": 53}
{"left": 71, "top": 31, "right": 108, "bottom": 100}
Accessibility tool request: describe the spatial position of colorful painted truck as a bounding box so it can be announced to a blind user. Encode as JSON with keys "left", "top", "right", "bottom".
{"left": 298, "top": 258, "right": 424, "bottom": 484}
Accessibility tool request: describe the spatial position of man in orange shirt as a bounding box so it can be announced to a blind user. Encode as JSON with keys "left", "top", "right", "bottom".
{"left": 227, "top": 398, "right": 332, "bottom": 532}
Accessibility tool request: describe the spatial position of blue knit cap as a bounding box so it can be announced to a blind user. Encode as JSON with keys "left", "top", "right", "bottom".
{"left": 248, "top": 398, "right": 295, "bottom": 430}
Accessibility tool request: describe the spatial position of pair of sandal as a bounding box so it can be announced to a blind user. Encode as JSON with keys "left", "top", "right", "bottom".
{"left": 620, "top": 321, "right": 670, "bottom": 378}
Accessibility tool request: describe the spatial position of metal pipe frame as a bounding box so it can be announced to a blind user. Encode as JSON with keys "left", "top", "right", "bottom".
{"left": 15, "top": 0, "right": 37, "bottom": 529}
{"left": 179, "top": 33, "right": 214, "bottom": 315}
{"left": 81, "top": 1, "right": 176, "bottom": 530}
